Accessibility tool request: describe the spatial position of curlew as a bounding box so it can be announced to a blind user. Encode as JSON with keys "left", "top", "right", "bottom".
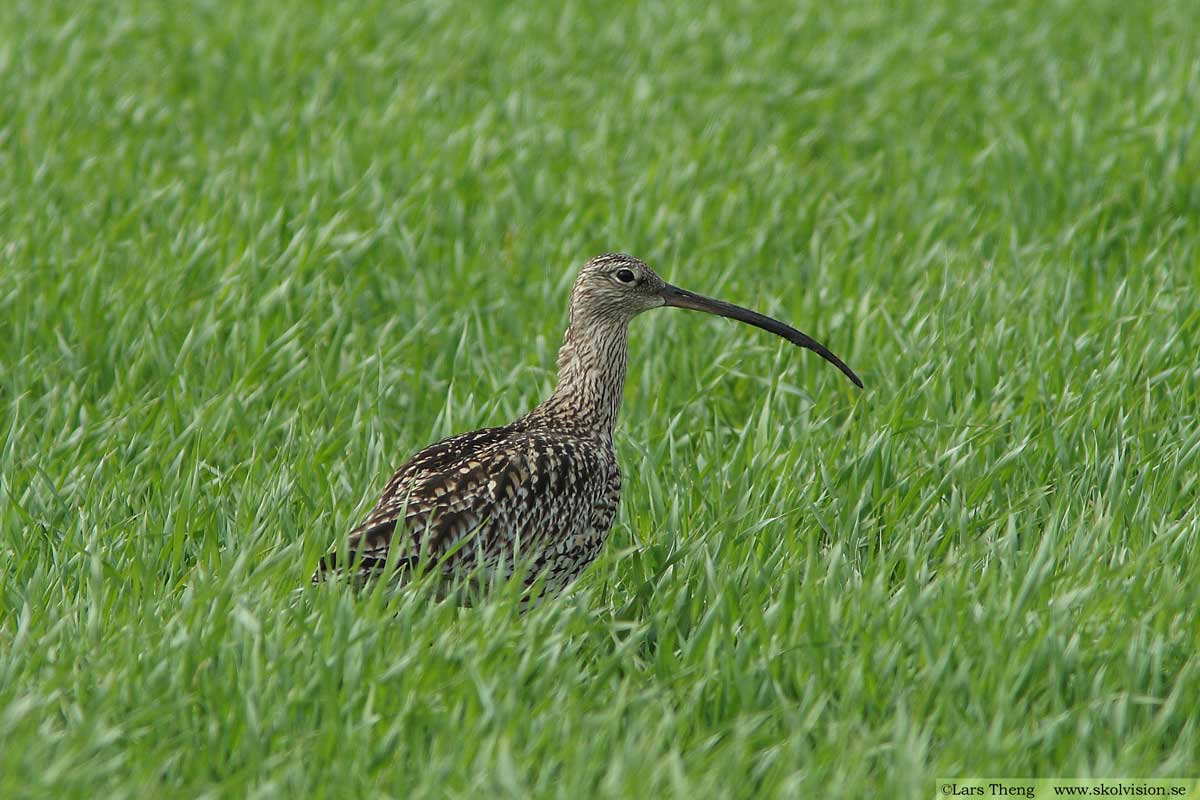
{"left": 313, "top": 253, "right": 861, "bottom": 597}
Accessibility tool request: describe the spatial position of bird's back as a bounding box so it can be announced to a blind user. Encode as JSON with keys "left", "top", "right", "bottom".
{"left": 313, "top": 417, "right": 621, "bottom": 593}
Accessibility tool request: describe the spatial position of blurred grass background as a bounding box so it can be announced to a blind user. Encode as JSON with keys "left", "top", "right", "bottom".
{"left": 1, "top": 0, "right": 1198, "bottom": 796}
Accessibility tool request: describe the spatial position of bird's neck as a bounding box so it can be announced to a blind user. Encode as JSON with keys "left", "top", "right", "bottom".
{"left": 536, "top": 317, "right": 629, "bottom": 437}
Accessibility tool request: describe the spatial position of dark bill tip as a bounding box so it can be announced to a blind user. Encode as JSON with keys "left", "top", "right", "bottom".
{"left": 660, "top": 283, "right": 863, "bottom": 389}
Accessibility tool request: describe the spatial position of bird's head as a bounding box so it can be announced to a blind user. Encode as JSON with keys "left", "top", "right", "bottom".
{"left": 567, "top": 252, "right": 863, "bottom": 388}
{"left": 569, "top": 253, "right": 668, "bottom": 322}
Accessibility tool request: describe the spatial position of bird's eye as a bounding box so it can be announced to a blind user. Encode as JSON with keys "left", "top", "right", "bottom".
{"left": 615, "top": 268, "right": 636, "bottom": 284}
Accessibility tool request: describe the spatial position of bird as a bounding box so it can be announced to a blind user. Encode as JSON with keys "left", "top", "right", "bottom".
{"left": 313, "top": 253, "right": 862, "bottom": 599}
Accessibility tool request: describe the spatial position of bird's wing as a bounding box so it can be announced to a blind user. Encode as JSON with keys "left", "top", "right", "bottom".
{"left": 312, "top": 425, "right": 511, "bottom": 582}
{"left": 351, "top": 425, "right": 513, "bottom": 533}
{"left": 313, "top": 428, "right": 608, "bottom": 584}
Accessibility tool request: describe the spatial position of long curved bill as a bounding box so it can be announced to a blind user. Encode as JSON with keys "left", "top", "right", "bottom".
{"left": 660, "top": 284, "right": 863, "bottom": 388}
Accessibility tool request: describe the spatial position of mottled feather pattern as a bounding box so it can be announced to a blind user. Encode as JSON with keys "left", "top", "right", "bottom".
{"left": 314, "top": 420, "right": 621, "bottom": 590}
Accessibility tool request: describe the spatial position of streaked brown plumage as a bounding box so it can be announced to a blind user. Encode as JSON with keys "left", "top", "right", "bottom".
{"left": 313, "top": 253, "right": 861, "bottom": 596}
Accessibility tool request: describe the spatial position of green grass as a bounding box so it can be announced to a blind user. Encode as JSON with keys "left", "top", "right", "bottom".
{"left": 2, "top": 0, "right": 1199, "bottom": 796}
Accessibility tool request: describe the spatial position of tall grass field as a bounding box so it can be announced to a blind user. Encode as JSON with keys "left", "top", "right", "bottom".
{"left": 2, "top": 0, "right": 1198, "bottom": 796}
